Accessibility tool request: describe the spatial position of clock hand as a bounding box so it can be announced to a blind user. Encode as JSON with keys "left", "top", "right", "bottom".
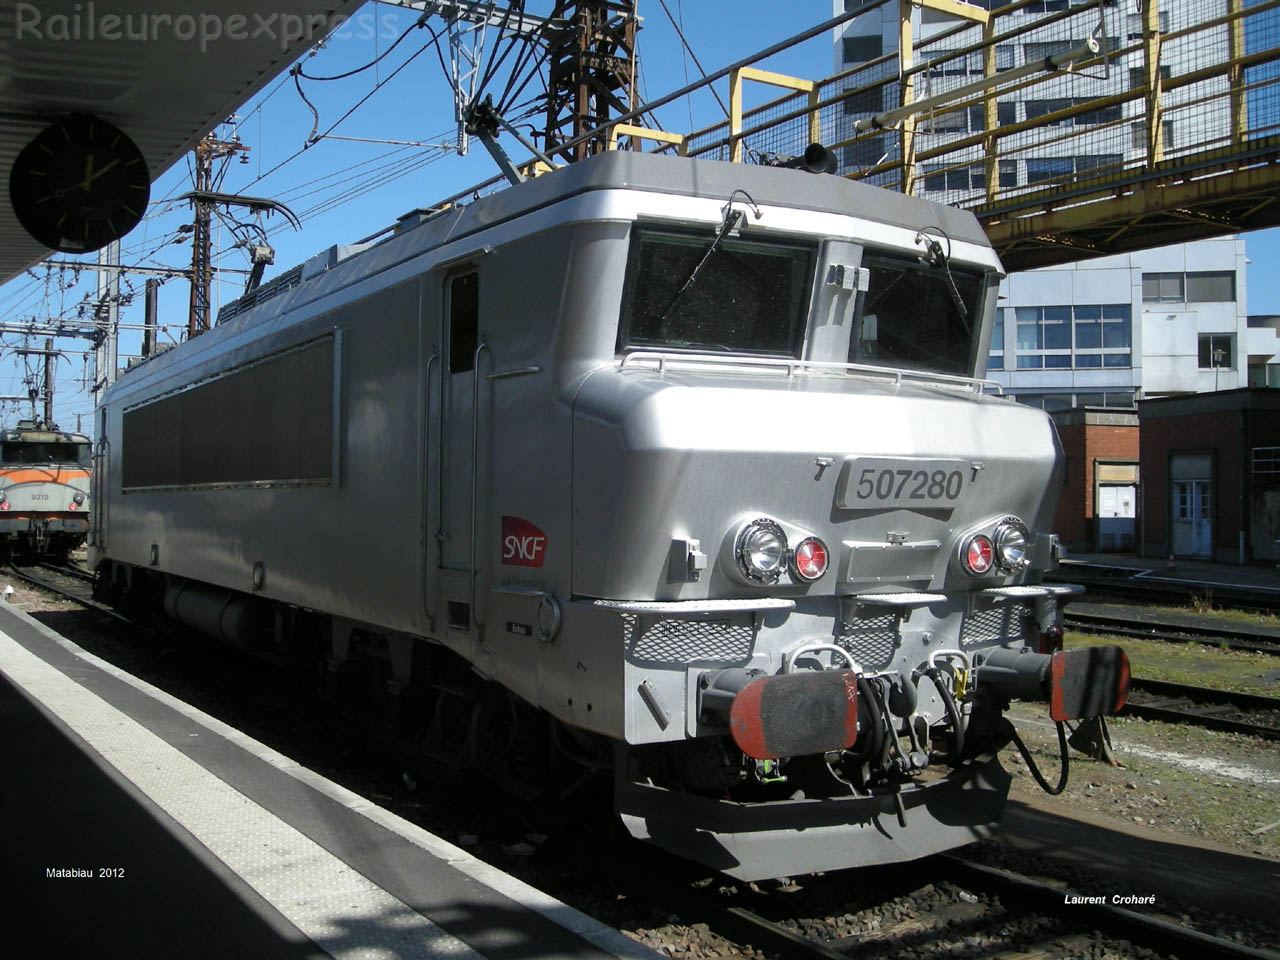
{"left": 84, "top": 157, "right": 121, "bottom": 186}
{"left": 81, "top": 153, "right": 95, "bottom": 192}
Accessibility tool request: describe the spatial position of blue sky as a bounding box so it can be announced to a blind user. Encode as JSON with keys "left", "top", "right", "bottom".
{"left": 1, "top": 0, "right": 1277, "bottom": 433}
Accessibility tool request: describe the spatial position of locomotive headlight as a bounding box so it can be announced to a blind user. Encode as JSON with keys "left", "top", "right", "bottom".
{"left": 994, "top": 518, "right": 1030, "bottom": 572}
{"left": 73, "top": 491, "right": 85, "bottom": 505}
{"left": 790, "top": 537, "right": 829, "bottom": 581}
{"left": 736, "top": 519, "right": 788, "bottom": 584}
{"left": 962, "top": 534, "right": 995, "bottom": 575}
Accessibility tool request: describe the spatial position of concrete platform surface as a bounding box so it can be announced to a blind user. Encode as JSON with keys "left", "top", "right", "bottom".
{"left": 0, "top": 601, "right": 657, "bottom": 960}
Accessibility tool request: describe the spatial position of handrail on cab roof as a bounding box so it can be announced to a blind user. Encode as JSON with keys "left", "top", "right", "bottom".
{"left": 618, "top": 350, "right": 1004, "bottom": 395}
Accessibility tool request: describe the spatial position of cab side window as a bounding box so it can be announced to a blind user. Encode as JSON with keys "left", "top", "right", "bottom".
{"left": 450, "top": 273, "right": 479, "bottom": 373}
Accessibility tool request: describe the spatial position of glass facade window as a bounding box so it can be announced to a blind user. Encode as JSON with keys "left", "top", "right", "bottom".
{"left": 1131, "top": 120, "right": 1176, "bottom": 150}
{"left": 1024, "top": 40, "right": 1078, "bottom": 61}
{"left": 1198, "top": 334, "right": 1235, "bottom": 369}
{"left": 921, "top": 104, "right": 1016, "bottom": 137}
{"left": 842, "top": 85, "right": 887, "bottom": 116}
{"left": 924, "top": 49, "right": 981, "bottom": 75}
{"left": 842, "top": 35, "right": 881, "bottom": 65}
{"left": 1143, "top": 271, "right": 1236, "bottom": 302}
{"left": 1014, "top": 305, "right": 1131, "bottom": 369}
{"left": 1128, "top": 66, "right": 1173, "bottom": 90}
{"left": 1186, "top": 271, "right": 1235, "bottom": 301}
{"left": 1017, "top": 306, "right": 1071, "bottom": 350}
{"left": 1025, "top": 98, "right": 1122, "bottom": 126}
{"left": 923, "top": 162, "right": 989, "bottom": 191}
{"left": 1012, "top": 390, "right": 1133, "bottom": 410}
{"left": 1142, "top": 272, "right": 1184, "bottom": 301}
{"left": 1026, "top": 155, "right": 1121, "bottom": 184}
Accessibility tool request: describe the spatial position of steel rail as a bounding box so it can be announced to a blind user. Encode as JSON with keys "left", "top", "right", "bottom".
{"left": 36, "top": 559, "right": 95, "bottom": 583}
{"left": 1064, "top": 611, "right": 1280, "bottom": 655}
{"left": 939, "top": 857, "right": 1280, "bottom": 960}
{"left": 4, "top": 562, "right": 128, "bottom": 622}
{"left": 1123, "top": 678, "right": 1280, "bottom": 742}
{"left": 1047, "top": 570, "right": 1280, "bottom": 615}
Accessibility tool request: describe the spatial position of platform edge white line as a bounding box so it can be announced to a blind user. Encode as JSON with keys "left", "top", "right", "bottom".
{"left": 0, "top": 600, "right": 661, "bottom": 960}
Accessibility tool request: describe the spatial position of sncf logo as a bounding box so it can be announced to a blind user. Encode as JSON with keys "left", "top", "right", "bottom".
{"left": 501, "top": 516, "right": 547, "bottom": 567}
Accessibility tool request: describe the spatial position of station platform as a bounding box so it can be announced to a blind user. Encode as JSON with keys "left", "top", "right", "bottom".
{"left": 0, "top": 601, "right": 657, "bottom": 960}
{"left": 1058, "top": 551, "right": 1280, "bottom": 595}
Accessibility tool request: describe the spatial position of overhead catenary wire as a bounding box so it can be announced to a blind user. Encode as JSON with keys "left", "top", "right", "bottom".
{"left": 1, "top": 0, "right": 633, "bottom": 416}
{"left": 294, "top": 16, "right": 428, "bottom": 82}
{"left": 656, "top": 0, "right": 731, "bottom": 120}
{"left": 247, "top": 22, "right": 451, "bottom": 193}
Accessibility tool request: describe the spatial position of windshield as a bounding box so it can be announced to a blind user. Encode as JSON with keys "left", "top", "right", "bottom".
{"left": 619, "top": 227, "right": 815, "bottom": 357}
{"left": 1, "top": 441, "right": 91, "bottom": 467}
{"left": 850, "top": 253, "right": 985, "bottom": 376}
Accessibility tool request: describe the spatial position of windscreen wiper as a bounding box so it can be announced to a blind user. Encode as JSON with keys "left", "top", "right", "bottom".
{"left": 921, "top": 236, "right": 971, "bottom": 332}
{"left": 657, "top": 206, "right": 746, "bottom": 323}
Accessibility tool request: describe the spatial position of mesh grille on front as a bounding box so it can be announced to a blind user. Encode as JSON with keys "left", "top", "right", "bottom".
{"left": 622, "top": 614, "right": 755, "bottom": 664}
{"left": 837, "top": 610, "right": 899, "bottom": 670}
{"left": 961, "top": 603, "right": 1030, "bottom": 647}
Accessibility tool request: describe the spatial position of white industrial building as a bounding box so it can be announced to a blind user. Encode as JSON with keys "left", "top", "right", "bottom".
{"left": 830, "top": 0, "right": 1280, "bottom": 409}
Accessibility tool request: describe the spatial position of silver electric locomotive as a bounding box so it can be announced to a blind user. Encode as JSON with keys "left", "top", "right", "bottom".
{"left": 91, "top": 152, "right": 1127, "bottom": 879}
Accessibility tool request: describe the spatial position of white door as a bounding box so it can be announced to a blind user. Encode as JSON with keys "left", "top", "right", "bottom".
{"left": 1172, "top": 480, "right": 1213, "bottom": 558}
{"left": 1097, "top": 484, "right": 1136, "bottom": 551}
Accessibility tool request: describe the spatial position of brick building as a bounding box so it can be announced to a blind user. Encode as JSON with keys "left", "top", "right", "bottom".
{"left": 1138, "top": 389, "right": 1280, "bottom": 563}
{"left": 1050, "top": 408, "right": 1140, "bottom": 554}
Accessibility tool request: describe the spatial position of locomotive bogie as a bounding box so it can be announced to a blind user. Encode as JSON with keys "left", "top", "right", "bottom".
{"left": 91, "top": 152, "right": 1128, "bottom": 877}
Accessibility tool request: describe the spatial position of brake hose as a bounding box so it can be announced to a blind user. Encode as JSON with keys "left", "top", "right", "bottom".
{"left": 1009, "top": 721, "right": 1070, "bottom": 796}
{"left": 855, "top": 675, "right": 885, "bottom": 762}
{"left": 925, "top": 667, "right": 965, "bottom": 759}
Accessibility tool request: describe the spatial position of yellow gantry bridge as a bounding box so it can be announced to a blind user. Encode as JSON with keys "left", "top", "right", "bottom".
{"left": 608, "top": 0, "right": 1280, "bottom": 272}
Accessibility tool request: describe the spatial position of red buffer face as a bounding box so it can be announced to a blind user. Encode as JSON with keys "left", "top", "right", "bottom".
{"left": 729, "top": 670, "right": 859, "bottom": 760}
{"left": 1049, "top": 646, "right": 1131, "bottom": 722}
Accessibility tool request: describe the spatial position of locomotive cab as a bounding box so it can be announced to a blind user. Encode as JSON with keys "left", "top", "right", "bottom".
{"left": 0, "top": 419, "right": 91, "bottom": 558}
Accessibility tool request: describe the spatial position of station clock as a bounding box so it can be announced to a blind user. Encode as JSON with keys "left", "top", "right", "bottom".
{"left": 9, "top": 113, "right": 151, "bottom": 253}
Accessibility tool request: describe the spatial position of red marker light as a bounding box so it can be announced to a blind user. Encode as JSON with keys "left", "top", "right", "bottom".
{"left": 68, "top": 501, "right": 79, "bottom": 511}
{"left": 0, "top": 502, "right": 10, "bottom": 512}
{"left": 791, "top": 537, "right": 829, "bottom": 581}
{"left": 964, "top": 535, "right": 994, "bottom": 575}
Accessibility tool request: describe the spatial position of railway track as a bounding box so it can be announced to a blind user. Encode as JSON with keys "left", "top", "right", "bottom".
{"left": 1047, "top": 568, "right": 1280, "bottom": 616}
{"left": 1125, "top": 677, "right": 1280, "bottom": 741}
{"left": 623, "top": 851, "right": 1280, "bottom": 960}
{"left": 1064, "top": 610, "right": 1280, "bottom": 655}
{"left": 4, "top": 560, "right": 124, "bottom": 621}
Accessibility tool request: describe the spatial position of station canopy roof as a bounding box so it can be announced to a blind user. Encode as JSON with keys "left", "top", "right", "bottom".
{"left": 0, "top": 0, "right": 358, "bottom": 282}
